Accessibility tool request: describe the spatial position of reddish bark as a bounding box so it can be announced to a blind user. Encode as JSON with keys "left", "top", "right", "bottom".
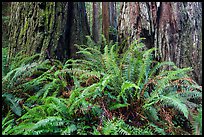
{"left": 118, "top": 2, "right": 202, "bottom": 85}
{"left": 92, "top": 2, "right": 99, "bottom": 43}
{"left": 102, "top": 2, "right": 110, "bottom": 41}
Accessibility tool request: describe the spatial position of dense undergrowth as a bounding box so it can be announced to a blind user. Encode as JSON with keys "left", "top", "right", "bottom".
{"left": 2, "top": 36, "right": 202, "bottom": 135}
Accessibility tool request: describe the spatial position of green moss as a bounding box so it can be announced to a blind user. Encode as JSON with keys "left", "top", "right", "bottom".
{"left": 44, "top": 4, "right": 49, "bottom": 30}
{"left": 19, "top": 19, "right": 29, "bottom": 37}
{"left": 49, "top": 5, "right": 54, "bottom": 31}
{"left": 43, "top": 2, "right": 55, "bottom": 31}
{"left": 2, "top": 47, "right": 9, "bottom": 77}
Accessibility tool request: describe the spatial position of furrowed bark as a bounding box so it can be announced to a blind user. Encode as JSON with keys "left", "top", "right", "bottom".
{"left": 118, "top": 2, "right": 202, "bottom": 85}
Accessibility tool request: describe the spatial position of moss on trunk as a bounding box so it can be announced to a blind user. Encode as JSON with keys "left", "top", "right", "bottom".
{"left": 8, "top": 2, "right": 90, "bottom": 64}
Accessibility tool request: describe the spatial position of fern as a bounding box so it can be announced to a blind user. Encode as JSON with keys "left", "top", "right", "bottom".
{"left": 73, "top": 36, "right": 202, "bottom": 130}
{"left": 3, "top": 35, "right": 202, "bottom": 135}
{"left": 7, "top": 122, "right": 36, "bottom": 135}
{"left": 147, "top": 123, "right": 166, "bottom": 135}
{"left": 136, "top": 48, "right": 156, "bottom": 87}
{"left": 117, "top": 81, "right": 140, "bottom": 103}
{"left": 8, "top": 96, "right": 77, "bottom": 135}
{"left": 2, "top": 63, "right": 37, "bottom": 92}
{"left": 10, "top": 52, "right": 40, "bottom": 70}
{"left": 61, "top": 124, "right": 77, "bottom": 135}
{"left": 2, "top": 111, "right": 15, "bottom": 135}
{"left": 109, "top": 103, "right": 129, "bottom": 111}
{"left": 2, "top": 93, "right": 22, "bottom": 116}
{"left": 144, "top": 106, "right": 159, "bottom": 122}
{"left": 191, "top": 107, "right": 202, "bottom": 135}
{"left": 10, "top": 117, "right": 64, "bottom": 135}
{"left": 160, "top": 94, "right": 189, "bottom": 119}
{"left": 28, "top": 116, "right": 64, "bottom": 134}
{"left": 68, "top": 83, "right": 99, "bottom": 115}
{"left": 148, "top": 61, "right": 177, "bottom": 78}
{"left": 101, "top": 117, "right": 153, "bottom": 135}
{"left": 43, "top": 97, "right": 69, "bottom": 118}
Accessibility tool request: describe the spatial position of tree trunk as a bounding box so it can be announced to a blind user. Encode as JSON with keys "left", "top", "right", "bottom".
{"left": 109, "top": 2, "right": 117, "bottom": 42}
{"left": 118, "top": 2, "right": 202, "bottom": 85}
{"left": 69, "top": 2, "right": 90, "bottom": 59}
{"left": 2, "top": 2, "right": 11, "bottom": 42}
{"left": 102, "top": 2, "right": 110, "bottom": 41}
{"left": 8, "top": 2, "right": 90, "bottom": 63}
{"left": 92, "top": 2, "right": 99, "bottom": 43}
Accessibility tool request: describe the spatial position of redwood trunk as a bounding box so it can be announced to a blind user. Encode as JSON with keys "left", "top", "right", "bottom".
{"left": 92, "top": 2, "right": 99, "bottom": 43}
{"left": 118, "top": 2, "right": 202, "bottom": 85}
{"left": 102, "top": 2, "right": 110, "bottom": 41}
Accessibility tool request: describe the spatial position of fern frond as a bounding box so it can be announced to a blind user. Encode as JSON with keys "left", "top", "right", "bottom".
{"left": 149, "top": 61, "right": 177, "bottom": 78}
{"left": 117, "top": 81, "right": 140, "bottom": 103}
{"left": 2, "top": 111, "right": 15, "bottom": 135}
{"left": 14, "top": 53, "right": 40, "bottom": 69}
{"left": 109, "top": 103, "right": 129, "bottom": 111}
{"left": 2, "top": 93, "right": 22, "bottom": 116}
{"left": 191, "top": 107, "right": 202, "bottom": 135}
{"left": 144, "top": 106, "right": 159, "bottom": 122}
{"left": 19, "top": 105, "right": 48, "bottom": 122}
{"left": 32, "top": 116, "right": 63, "bottom": 129}
{"left": 68, "top": 83, "right": 100, "bottom": 115}
{"left": 160, "top": 94, "right": 189, "bottom": 119}
{"left": 155, "top": 67, "right": 192, "bottom": 95}
{"left": 102, "top": 117, "right": 153, "bottom": 135}
{"left": 43, "top": 97, "right": 69, "bottom": 118}
{"left": 178, "top": 91, "right": 202, "bottom": 100}
{"left": 61, "top": 124, "right": 77, "bottom": 135}
{"left": 137, "top": 48, "right": 156, "bottom": 87}
{"left": 18, "top": 117, "right": 64, "bottom": 135}
{"left": 148, "top": 123, "right": 166, "bottom": 135}
{"left": 8, "top": 122, "right": 35, "bottom": 135}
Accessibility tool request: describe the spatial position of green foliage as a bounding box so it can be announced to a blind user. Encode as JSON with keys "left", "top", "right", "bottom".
{"left": 71, "top": 36, "right": 202, "bottom": 135}
{"left": 10, "top": 51, "right": 40, "bottom": 70}
{"left": 2, "top": 111, "right": 15, "bottom": 135}
{"left": 2, "top": 35, "right": 202, "bottom": 135}
{"left": 97, "top": 117, "right": 153, "bottom": 135}
{"left": 191, "top": 107, "right": 202, "bottom": 135}
{"left": 5, "top": 97, "right": 73, "bottom": 135}
{"left": 2, "top": 93, "right": 22, "bottom": 116}
{"left": 118, "top": 81, "right": 139, "bottom": 103}
{"left": 2, "top": 53, "right": 66, "bottom": 100}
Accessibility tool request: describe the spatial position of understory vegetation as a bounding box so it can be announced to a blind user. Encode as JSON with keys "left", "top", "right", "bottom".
{"left": 2, "top": 36, "right": 202, "bottom": 135}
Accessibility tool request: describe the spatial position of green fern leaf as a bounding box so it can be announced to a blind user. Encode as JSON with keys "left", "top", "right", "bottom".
{"left": 109, "top": 103, "right": 129, "bottom": 110}
{"left": 160, "top": 94, "right": 189, "bottom": 119}
{"left": 118, "top": 81, "right": 140, "bottom": 101}
{"left": 61, "top": 124, "right": 77, "bottom": 135}
{"left": 2, "top": 93, "right": 22, "bottom": 116}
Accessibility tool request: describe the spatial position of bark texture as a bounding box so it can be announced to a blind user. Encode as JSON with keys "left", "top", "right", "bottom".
{"left": 118, "top": 2, "right": 202, "bottom": 85}
{"left": 8, "top": 2, "right": 90, "bottom": 63}
{"left": 2, "top": 2, "right": 11, "bottom": 40}
{"left": 109, "top": 2, "right": 117, "bottom": 42}
{"left": 92, "top": 2, "right": 99, "bottom": 43}
{"left": 102, "top": 2, "right": 110, "bottom": 41}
